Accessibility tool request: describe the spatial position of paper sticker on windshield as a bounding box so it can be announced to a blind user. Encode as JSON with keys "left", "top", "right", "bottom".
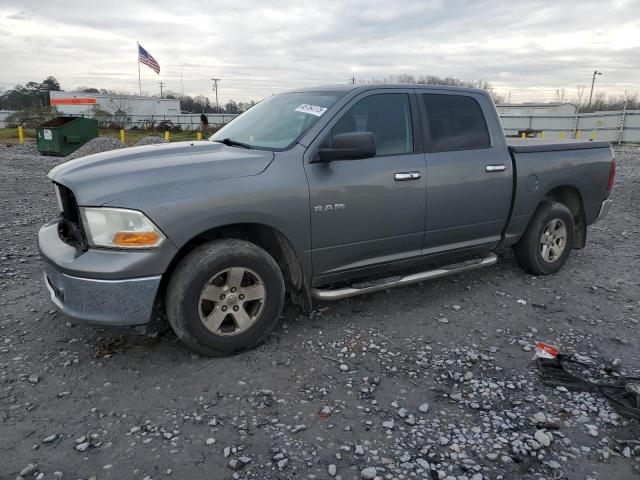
{"left": 295, "top": 104, "right": 327, "bottom": 117}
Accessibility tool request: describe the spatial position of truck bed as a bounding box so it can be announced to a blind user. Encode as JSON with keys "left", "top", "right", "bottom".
{"left": 503, "top": 138, "right": 614, "bottom": 248}
{"left": 507, "top": 138, "right": 610, "bottom": 153}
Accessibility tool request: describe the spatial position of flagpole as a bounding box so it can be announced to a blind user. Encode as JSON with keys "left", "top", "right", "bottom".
{"left": 137, "top": 42, "right": 142, "bottom": 96}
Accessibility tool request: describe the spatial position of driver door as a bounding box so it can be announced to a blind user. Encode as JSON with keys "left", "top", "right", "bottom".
{"left": 304, "top": 90, "right": 427, "bottom": 280}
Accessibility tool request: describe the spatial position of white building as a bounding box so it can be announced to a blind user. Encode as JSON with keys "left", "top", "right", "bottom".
{"left": 49, "top": 90, "right": 180, "bottom": 116}
{"left": 0, "top": 110, "right": 14, "bottom": 128}
{"left": 47, "top": 90, "right": 236, "bottom": 130}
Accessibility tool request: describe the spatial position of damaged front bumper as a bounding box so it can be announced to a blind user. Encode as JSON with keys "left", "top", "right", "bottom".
{"left": 38, "top": 220, "right": 176, "bottom": 326}
{"left": 43, "top": 265, "right": 161, "bottom": 326}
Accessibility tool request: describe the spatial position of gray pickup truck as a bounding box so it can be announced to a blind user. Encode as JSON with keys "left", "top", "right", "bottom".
{"left": 38, "top": 84, "right": 615, "bottom": 356}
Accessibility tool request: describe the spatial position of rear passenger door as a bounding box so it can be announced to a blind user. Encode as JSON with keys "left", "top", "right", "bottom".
{"left": 419, "top": 91, "right": 513, "bottom": 255}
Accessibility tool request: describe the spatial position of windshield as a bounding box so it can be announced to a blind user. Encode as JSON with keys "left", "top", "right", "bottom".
{"left": 210, "top": 92, "right": 341, "bottom": 150}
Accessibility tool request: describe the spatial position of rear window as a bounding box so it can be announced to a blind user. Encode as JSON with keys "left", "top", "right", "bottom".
{"left": 422, "top": 94, "right": 490, "bottom": 152}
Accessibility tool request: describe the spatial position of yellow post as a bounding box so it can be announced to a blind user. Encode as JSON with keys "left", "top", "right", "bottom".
{"left": 540, "top": 131, "right": 545, "bottom": 139}
{"left": 559, "top": 131, "right": 565, "bottom": 140}
{"left": 18, "top": 126, "right": 24, "bottom": 144}
{"left": 576, "top": 130, "right": 581, "bottom": 139}
{"left": 119, "top": 129, "right": 125, "bottom": 144}
{"left": 591, "top": 129, "right": 596, "bottom": 140}
{"left": 521, "top": 132, "right": 526, "bottom": 139}
{"left": 164, "top": 130, "right": 170, "bottom": 141}
{"left": 196, "top": 132, "right": 202, "bottom": 141}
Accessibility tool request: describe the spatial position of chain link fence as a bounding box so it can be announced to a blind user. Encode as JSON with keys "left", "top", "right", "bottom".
{"left": 4, "top": 108, "right": 640, "bottom": 144}
{"left": 500, "top": 109, "right": 640, "bottom": 144}
{"left": 1, "top": 112, "right": 239, "bottom": 131}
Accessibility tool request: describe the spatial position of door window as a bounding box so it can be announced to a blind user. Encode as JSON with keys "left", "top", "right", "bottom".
{"left": 422, "top": 94, "right": 490, "bottom": 152}
{"left": 326, "top": 94, "right": 413, "bottom": 156}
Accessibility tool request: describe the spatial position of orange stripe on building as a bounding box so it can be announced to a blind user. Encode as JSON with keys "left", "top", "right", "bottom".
{"left": 50, "top": 98, "right": 97, "bottom": 106}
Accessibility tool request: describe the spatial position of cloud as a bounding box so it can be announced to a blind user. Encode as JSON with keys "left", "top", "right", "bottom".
{"left": 0, "top": 0, "right": 638, "bottom": 103}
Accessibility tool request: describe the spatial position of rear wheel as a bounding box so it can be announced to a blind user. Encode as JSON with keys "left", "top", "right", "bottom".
{"left": 514, "top": 202, "right": 575, "bottom": 275}
{"left": 166, "top": 239, "right": 285, "bottom": 356}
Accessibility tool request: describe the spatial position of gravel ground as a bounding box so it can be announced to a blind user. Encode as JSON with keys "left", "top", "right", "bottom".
{"left": 1, "top": 146, "right": 639, "bottom": 480}
{"left": 65, "top": 138, "right": 124, "bottom": 160}
{"left": 135, "top": 136, "right": 168, "bottom": 146}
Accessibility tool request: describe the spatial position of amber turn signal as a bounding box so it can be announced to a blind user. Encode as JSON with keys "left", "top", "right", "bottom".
{"left": 112, "top": 231, "right": 161, "bottom": 247}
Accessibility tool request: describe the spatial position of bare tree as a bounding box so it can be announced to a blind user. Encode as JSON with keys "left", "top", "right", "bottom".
{"left": 575, "top": 86, "right": 586, "bottom": 110}
{"left": 622, "top": 90, "right": 639, "bottom": 109}
{"left": 554, "top": 88, "right": 567, "bottom": 103}
{"left": 576, "top": 89, "right": 640, "bottom": 113}
{"left": 105, "top": 94, "right": 133, "bottom": 129}
{"left": 591, "top": 91, "right": 607, "bottom": 112}
{"left": 396, "top": 74, "right": 417, "bottom": 84}
{"left": 362, "top": 74, "right": 504, "bottom": 102}
{"left": 90, "top": 104, "right": 113, "bottom": 127}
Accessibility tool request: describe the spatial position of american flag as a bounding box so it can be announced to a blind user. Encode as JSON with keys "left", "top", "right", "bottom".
{"left": 138, "top": 44, "right": 160, "bottom": 74}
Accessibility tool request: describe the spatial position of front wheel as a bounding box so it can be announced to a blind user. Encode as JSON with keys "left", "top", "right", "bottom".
{"left": 514, "top": 201, "right": 575, "bottom": 275}
{"left": 166, "top": 239, "right": 285, "bottom": 356}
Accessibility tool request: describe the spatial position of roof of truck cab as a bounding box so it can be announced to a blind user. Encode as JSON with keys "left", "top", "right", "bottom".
{"left": 283, "top": 83, "right": 488, "bottom": 95}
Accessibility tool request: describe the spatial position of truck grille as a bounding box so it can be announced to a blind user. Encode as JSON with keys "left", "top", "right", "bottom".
{"left": 54, "top": 183, "right": 88, "bottom": 251}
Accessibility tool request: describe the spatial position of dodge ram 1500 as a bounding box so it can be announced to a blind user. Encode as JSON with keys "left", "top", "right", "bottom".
{"left": 38, "top": 84, "right": 615, "bottom": 356}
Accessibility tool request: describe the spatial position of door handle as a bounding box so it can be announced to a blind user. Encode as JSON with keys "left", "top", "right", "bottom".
{"left": 485, "top": 164, "right": 506, "bottom": 172}
{"left": 394, "top": 172, "right": 421, "bottom": 181}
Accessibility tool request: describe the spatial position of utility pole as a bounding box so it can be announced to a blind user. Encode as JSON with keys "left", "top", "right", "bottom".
{"left": 587, "top": 70, "right": 602, "bottom": 110}
{"left": 158, "top": 81, "right": 165, "bottom": 98}
{"left": 351, "top": 75, "right": 355, "bottom": 84}
{"left": 211, "top": 78, "right": 220, "bottom": 112}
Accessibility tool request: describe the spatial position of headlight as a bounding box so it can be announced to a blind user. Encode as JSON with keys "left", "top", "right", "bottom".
{"left": 79, "top": 207, "right": 165, "bottom": 249}
{"left": 53, "top": 184, "right": 64, "bottom": 214}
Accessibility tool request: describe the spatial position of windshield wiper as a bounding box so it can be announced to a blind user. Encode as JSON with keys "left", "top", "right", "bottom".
{"left": 214, "top": 138, "right": 252, "bottom": 149}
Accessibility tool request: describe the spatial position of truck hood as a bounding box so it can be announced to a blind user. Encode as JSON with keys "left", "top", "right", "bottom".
{"left": 48, "top": 141, "right": 275, "bottom": 205}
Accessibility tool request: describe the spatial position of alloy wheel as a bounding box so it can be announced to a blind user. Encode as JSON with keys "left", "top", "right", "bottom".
{"left": 540, "top": 218, "right": 567, "bottom": 263}
{"left": 198, "top": 267, "right": 266, "bottom": 336}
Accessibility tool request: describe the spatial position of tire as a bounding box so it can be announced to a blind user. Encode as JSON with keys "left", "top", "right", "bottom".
{"left": 514, "top": 201, "right": 575, "bottom": 275}
{"left": 166, "top": 239, "right": 285, "bottom": 356}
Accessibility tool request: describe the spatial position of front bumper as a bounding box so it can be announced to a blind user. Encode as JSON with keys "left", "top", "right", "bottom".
{"left": 38, "top": 220, "right": 175, "bottom": 326}
{"left": 43, "top": 265, "right": 161, "bottom": 326}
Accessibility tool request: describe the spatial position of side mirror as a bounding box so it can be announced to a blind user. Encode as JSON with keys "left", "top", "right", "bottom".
{"left": 315, "top": 132, "right": 376, "bottom": 162}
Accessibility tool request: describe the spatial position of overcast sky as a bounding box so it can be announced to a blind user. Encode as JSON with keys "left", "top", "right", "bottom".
{"left": 1, "top": 0, "right": 639, "bottom": 104}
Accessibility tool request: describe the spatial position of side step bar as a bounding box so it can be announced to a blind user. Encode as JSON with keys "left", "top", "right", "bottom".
{"left": 311, "top": 252, "right": 498, "bottom": 301}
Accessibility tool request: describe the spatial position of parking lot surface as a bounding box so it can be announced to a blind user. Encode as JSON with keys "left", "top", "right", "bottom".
{"left": 1, "top": 145, "right": 639, "bottom": 479}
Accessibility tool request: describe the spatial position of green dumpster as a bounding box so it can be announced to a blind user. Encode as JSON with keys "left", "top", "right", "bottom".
{"left": 36, "top": 117, "right": 99, "bottom": 156}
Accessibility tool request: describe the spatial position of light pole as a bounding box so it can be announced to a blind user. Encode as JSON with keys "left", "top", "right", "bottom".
{"left": 211, "top": 78, "right": 220, "bottom": 112}
{"left": 587, "top": 70, "right": 602, "bottom": 110}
